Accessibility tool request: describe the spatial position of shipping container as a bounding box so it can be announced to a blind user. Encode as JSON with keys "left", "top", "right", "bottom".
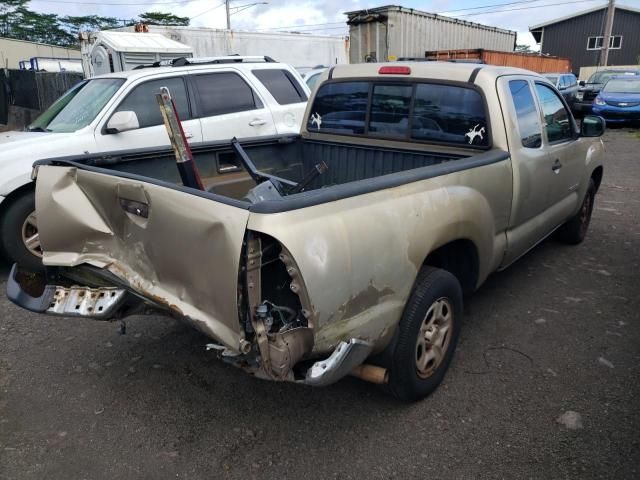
{"left": 346, "top": 5, "right": 516, "bottom": 64}
{"left": 424, "top": 48, "right": 572, "bottom": 73}
{"left": 115, "top": 25, "right": 349, "bottom": 73}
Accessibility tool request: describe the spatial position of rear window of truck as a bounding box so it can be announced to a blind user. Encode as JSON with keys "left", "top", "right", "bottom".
{"left": 308, "top": 80, "right": 490, "bottom": 148}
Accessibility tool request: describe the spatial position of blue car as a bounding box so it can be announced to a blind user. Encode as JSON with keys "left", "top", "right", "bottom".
{"left": 592, "top": 76, "right": 640, "bottom": 123}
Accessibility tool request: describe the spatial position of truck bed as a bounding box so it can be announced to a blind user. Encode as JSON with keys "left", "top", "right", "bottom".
{"left": 41, "top": 135, "right": 471, "bottom": 203}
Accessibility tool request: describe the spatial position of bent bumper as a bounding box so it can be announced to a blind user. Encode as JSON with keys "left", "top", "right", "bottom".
{"left": 7, "top": 263, "right": 131, "bottom": 318}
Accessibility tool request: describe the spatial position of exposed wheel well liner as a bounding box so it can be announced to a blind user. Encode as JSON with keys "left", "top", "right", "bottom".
{"left": 423, "top": 239, "right": 479, "bottom": 295}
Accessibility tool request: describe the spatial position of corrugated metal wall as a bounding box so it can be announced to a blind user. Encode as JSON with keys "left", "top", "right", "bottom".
{"left": 349, "top": 7, "right": 516, "bottom": 63}
{"left": 117, "top": 26, "right": 349, "bottom": 70}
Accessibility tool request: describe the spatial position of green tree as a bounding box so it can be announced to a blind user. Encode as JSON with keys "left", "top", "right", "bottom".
{"left": 138, "top": 11, "right": 190, "bottom": 26}
{"left": 0, "top": 0, "right": 28, "bottom": 37}
{"left": 4, "top": 5, "right": 75, "bottom": 47}
{"left": 60, "top": 15, "right": 120, "bottom": 38}
{"left": 515, "top": 44, "right": 535, "bottom": 54}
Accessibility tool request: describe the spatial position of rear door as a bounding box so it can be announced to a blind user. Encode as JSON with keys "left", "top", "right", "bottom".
{"left": 251, "top": 67, "right": 309, "bottom": 134}
{"left": 193, "top": 70, "right": 277, "bottom": 142}
{"left": 95, "top": 75, "right": 203, "bottom": 151}
{"left": 35, "top": 164, "right": 249, "bottom": 349}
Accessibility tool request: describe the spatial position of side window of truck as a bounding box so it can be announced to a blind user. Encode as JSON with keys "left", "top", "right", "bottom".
{"left": 252, "top": 69, "right": 308, "bottom": 105}
{"left": 114, "top": 77, "right": 190, "bottom": 129}
{"left": 534, "top": 83, "right": 572, "bottom": 143}
{"left": 193, "top": 72, "right": 263, "bottom": 117}
{"left": 508, "top": 80, "right": 542, "bottom": 149}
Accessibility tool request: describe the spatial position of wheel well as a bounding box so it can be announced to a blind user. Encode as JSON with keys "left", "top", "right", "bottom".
{"left": 423, "top": 239, "right": 479, "bottom": 295}
{"left": 591, "top": 166, "right": 603, "bottom": 193}
{"left": 0, "top": 182, "right": 35, "bottom": 218}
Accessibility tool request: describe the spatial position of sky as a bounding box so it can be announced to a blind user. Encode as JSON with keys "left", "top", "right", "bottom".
{"left": 27, "top": 0, "right": 640, "bottom": 49}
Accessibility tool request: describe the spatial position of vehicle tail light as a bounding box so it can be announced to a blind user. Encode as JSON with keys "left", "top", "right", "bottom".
{"left": 378, "top": 66, "right": 411, "bottom": 75}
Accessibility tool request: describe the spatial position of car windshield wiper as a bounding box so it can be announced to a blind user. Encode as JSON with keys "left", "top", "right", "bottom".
{"left": 27, "top": 126, "right": 51, "bottom": 132}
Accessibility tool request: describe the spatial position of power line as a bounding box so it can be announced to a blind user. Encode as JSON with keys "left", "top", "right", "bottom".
{"left": 191, "top": 1, "right": 226, "bottom": 20}
{"left": 455, "top": 0, "right": 602, "bottom": 16}
{"left": 256, "top": 21, "right": 345, "bottom": 31}
{"left": 436, "top": 0, "right": 553, "bottom": 14}
{"left": 254, "top": 0, "right": 605, "bottom": 33}
{"left": 30, "top": 0, "right": 193, "bottom": 4}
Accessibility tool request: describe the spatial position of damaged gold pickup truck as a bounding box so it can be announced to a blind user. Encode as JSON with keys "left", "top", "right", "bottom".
{"left": 7, "top": 63, "right": 605, "bottom": 401}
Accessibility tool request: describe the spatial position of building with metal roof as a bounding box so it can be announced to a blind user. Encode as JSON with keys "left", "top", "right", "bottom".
{"left": 529, "top": 4, "right": 640, "bottom": 73}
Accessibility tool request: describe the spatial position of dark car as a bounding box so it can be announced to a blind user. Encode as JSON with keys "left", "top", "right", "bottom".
{"left": 543, "top": 73, "right": 579, "bottom": 109}
{"left": 592, "top": 76, "right": 640, "bottom": 124}
{"left": 574, "top": 69, "right": 640, "bottom": 115}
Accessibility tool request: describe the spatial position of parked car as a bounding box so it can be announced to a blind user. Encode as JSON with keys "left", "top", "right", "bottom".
{"left": 574, "top": 69, "right": 640, "bottom": 115}
{"left": 8, "top": 63, "right": 605, "bottom": 401}
{"left": 0, "top": 56, "right": 309, "bottom": 270}
{"left": 543, "top": 72, "right": 579, "bottom": 109}
{"left": 592, "top": 76, "right": 640, "bottom": 123}
{"left": 302, "top": 66, "right": 328, "bottom": 91}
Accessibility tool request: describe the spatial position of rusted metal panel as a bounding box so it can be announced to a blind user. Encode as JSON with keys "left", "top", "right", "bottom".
{"left": 425, "top": 49, "right": 572, "bottom": 73}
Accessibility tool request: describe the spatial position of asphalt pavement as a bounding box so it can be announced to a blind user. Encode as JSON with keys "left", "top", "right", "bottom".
{"left": 1, "top": 129, "right": 639, "bottom": 480}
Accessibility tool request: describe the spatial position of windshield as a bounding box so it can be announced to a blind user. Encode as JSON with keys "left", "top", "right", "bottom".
{"left": 544, "top": 76, "right": 559, "bottom": 86}
{"left": 28, "top": 81, "right": 86, "bottom": 131}
{"left": 588, "top": 71, "right": 637, "bottom": 84}
{"left": 603, "top": 79, "right": 640, "bottom": 94}
{"left": 30, "top": 78, "right": 125, "bottom": 133}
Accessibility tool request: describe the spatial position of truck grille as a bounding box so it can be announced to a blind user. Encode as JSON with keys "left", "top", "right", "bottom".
{"left": 605, "top": 100, "right": 640, "bottom": 108}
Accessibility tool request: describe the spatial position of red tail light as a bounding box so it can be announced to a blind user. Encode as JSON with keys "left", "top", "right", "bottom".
{"left": 378, "top": 66, "right": 411, "bottom": 75}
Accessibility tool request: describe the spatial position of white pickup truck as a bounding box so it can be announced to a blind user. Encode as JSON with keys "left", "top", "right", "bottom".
{"left": 0, "top": 56, "right": 309, "bottom": 269}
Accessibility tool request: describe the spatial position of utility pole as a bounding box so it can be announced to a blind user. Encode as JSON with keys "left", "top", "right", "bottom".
{"left": 225, "top": 0, "right": 231, "bottom": 30}
{"left": 600, "top": 0, "right": 615, "bottom": 67}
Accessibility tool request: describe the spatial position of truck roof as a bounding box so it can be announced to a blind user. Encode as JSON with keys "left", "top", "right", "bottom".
{"left": 329, "top": 62, "right": 543, "bottom": 82}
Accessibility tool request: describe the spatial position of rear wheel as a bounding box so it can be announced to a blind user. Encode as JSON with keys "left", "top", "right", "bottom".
{"left": 556, "top": 179, "right": 596, "bottom": 245}
{"left": 0, "top": 189, "right": 43, "bottom": 271}
{"left": 386, "top": 266, "right": 462, "bottom": 401}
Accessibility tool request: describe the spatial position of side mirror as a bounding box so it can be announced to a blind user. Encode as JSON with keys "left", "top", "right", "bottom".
{"left": 578, "top": 80, "right": 586, "bottom": 87}
{"left": 106, "top": 111, "right": 139, "bottom": 134}
{"left": 581, "top": 115, "right": 606, "bottom": 137}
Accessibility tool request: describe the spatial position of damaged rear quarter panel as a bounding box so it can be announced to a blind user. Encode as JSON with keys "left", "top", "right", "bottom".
{"left": 36, "top": 165, "right": 250, "bottom": 350}
{"left": 248, "top": 161, "right": 511, "bottom": 354}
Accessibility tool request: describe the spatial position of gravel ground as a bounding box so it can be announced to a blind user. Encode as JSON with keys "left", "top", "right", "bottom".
{"left": 1, "top": 129, "right": 639, "bottom": 480}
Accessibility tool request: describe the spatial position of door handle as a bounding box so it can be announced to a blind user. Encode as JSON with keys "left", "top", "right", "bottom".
{"left": 184, "top": 132, "right": 194, "bottom": 139}
{"left": 248, "top": 118, "right": 267, "bottom": 127}
{"left": 552, "top": 159, "right": 562, "bottom": 174}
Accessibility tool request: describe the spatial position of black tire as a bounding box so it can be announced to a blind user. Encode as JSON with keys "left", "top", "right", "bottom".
{"left": 385, "top": 266, "right": 463, "bottom": 401}
{"left": 556, "top": 179, "right": 596, "bottom": 245}
{"left": 0, "top": 189, "right": 43, "bottom": 271}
